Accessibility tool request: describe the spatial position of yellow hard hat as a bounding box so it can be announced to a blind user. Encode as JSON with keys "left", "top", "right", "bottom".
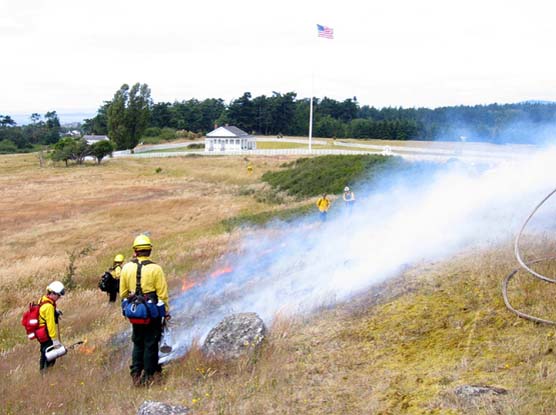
{"left": 114, "top": 254, "right": 124, "bottom": 263}
{"left": 132, "top": 234, "right": 152, "bottom": 251}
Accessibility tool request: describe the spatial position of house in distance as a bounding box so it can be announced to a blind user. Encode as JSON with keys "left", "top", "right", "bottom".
{"left": 205, "top": 125, "right": 256, "bottom": 152}
{"left": 83, "top": 135, "right": 110, "bottom": 145}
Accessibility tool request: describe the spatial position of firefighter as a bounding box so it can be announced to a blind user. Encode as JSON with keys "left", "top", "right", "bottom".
{"left": 316, "top": 193, "right": 331, "bottom": 222}
{"left": 120, "top": 234, "right": 170, "bottom": 386}
{"left": 342, "top": 186, "right": 355, "bottom": 214}
{"left": 38, "top": 281, "right": 65, "bottom": 371}
{"left": 107, "top": 254, "right": 124, "bottom": 302}
{"left": 247, "top": 162, "right": 253, "bottom": 175}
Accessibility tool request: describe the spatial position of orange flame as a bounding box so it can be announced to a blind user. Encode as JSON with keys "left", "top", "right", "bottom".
{"left": 181, "top": 279, "right": 197, "bottom": 292}
{"left": 77, "top": 340, "right": 95, "bottom": 355}
{"left": 210, "top": 266, "right": 233, "bottom": 278}
{"left": 79, "top": 345, "right": 96, "bottom": 355}
{"left": 180, "top": 266, "right": 234, "bottom": 293}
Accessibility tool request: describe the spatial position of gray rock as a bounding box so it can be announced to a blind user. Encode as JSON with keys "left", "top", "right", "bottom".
{"left": 137, "top": 400, "right": 190, "bottom": 415}
{"left": 454, "top": 384, "right": 508, "bottom": 398}
{"left": 202, "top": 312, "right": 266, "bottom": 359}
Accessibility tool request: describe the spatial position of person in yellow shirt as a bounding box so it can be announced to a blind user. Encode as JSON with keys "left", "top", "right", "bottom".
{"left": 120, "top": 234, "right": 170, "bottom": 386}
{"left": 247, "top": 162, "right": 253, "bottom": 175}
{"left": 107, "top": 254, "right": 124, "bottom": 303}
{"left": 316, "top": 193, "right": 331, "bottom": 222}
{"left": 38, "top": 281, "right": 65, "bottom": 371}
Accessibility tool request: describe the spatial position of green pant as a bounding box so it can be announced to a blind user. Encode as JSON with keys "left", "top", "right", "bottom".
{"left": 130, "top": 319, "right": 162, "bottom": 380}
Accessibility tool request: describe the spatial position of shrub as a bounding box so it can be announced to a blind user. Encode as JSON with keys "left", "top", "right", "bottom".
{"left": 176, "top": 130, "right": 202, "bottom": 139}
{"left": 144, "top": 127, "right": 161, "bottom": 137}
{"left": 262, "top": 154, "right": 401, "bottom": 198}
{"left": 0, "top": 139, "right": 18, "bottom": 154}
{"left": 160, "top": 127, "right": 177, "bottom": 141}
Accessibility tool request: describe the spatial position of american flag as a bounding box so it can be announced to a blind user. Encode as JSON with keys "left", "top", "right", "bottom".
{"left": 317, "top": 24, "right": 334, "bottom": 39}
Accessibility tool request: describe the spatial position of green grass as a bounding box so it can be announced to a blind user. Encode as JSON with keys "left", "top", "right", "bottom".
{"left": 142, "top": 144, "right": 204, "bottom": 153}
{"left": 261, "top": 154, "right": 409, "bottom": 197}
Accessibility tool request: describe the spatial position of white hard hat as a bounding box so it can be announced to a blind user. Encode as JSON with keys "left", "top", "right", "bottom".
{"left": 344, "top": 186, "right": 350, "bottom": 192}
{"left": 47, "top": 281, "right": 65, "bottom": 296}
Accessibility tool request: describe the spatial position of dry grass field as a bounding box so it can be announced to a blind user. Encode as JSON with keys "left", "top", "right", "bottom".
{"left": 2, "top": 152, "right": 556, "bottom": 414}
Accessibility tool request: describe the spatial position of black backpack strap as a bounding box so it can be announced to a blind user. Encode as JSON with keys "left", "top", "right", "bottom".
{"left": 132, "top": 259, "right": 154, "bottom": 296}
{"left": 134, "top": 260, "right": 144, "bottom": 296}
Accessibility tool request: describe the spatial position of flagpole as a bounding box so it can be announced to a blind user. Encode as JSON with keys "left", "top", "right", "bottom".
{"left": 310, "top": 24, "right": 333, "bottom": 153}
{"left": 309, "top": 73, "right": 314, "bottom": 153}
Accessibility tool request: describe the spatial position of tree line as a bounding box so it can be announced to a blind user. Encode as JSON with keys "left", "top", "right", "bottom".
{"left": 2, "top": 83, "right": 556, "bottom": 154}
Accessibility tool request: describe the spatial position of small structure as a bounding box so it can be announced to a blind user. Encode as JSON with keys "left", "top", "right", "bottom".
{"left": 83, "top": 135, "right": 110, "bottom": 145}
{"left": 205, "top": 126, "right": 256, "bottom": 152}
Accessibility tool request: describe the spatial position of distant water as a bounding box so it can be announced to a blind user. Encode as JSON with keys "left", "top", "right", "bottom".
{"left": 9, "top": 112, "right": 95, "bottom": 126}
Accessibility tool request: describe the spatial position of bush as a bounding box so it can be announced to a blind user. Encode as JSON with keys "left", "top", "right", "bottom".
{"left": 160, "top": 127, "right": 177, "bottom": 141}
{"left": 176, "top": 130, "right": 202, "bottom": 139}
{"left": 262, "top": 154, "right": 405, "bottom": 198}
{"left": 0, "top": 139, "right": 18, "bottom": 154}
{"left": 143, "top": 127, "right": 161, "bottom": 137}
{"left": 141, "top": 136, "right": 162, "bottom": 145}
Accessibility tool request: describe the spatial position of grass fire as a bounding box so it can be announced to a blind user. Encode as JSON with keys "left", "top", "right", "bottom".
{"left": 3, "top": 148, "right": 556, "bottom": 414}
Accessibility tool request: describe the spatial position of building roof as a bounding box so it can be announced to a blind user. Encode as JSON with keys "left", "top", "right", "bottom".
{"left": 206, "top": 126, "right": 250, "bottom": 138}
{"left": 83, "top": 135, "right": 110, "bottom": 142}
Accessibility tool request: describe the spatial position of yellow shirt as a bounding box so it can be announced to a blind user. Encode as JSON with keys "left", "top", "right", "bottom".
{"left": 111, "top": 264, "right": 122, "bottom": 280}
{"left": 38, "top": 295, "right": 58, "bottom": 341}
{"left": 316, "top": 197, "right": 330, "bottom": 212}
{"left": 120, "top": 256, "right": 170, "bottom": 314}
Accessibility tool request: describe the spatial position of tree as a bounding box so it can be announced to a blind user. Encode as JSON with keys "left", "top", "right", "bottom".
{"left": 83, "top": 103, "right": 109, "bottom": 135}
{"left": 125, "top": 83, "right": 152, "bottom": 147}
{"left": 51, "top": 137, "right": 76, "bottom": 166}
{"left": 268, "top": 92, "right": 297, "bottom": 135}
{"left": 150, "top": 102, "right": 173, "bottom": 128}
{"left": 0, "top": 115, "right": 16, "bottom": 127}
{"left": 314, "top": 115, "right": 346, "bottom": 138}
{"left": 107, "top": 83, "right": 152, "bottom": 150}
{"left": 50, "top": 137, "right": 91, "bottom": 166}
{"left": 44, "top": 111, "right": 61, "bottom": 145}
{"left": 72, "top": 138, "right": 91, "bottom": 164}
{"left": 90, "top": 140, "right": 115, "bottom": 164}
{"left": 107, "top": 85, "right": 129, "bottom": 149}
{"left": 198, "top": 98, "right": 226, "bottom": 132}
{"left": 227, "top": 92, "right": 255, "bottom": 132}
{"left": 30, "top": 113, "right": 41, "bottom": 124}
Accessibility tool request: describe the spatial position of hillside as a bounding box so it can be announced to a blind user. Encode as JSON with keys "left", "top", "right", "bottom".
{"left": 2, "top": 152, "right": 556, "bottom": 414}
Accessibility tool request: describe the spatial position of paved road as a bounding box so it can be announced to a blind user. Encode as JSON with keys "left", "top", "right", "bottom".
{"left": 114, "top": 137, "right": 538, "bottom": 165}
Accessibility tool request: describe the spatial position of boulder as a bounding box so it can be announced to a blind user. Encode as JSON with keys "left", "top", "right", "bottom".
{"left": 202, "top": 312, "right": 266, "bottom": 359}
{"left": 137, "top": 401, "right": 190, "bottom": 415}
{"left": 454, "top": 384, "right": 508, "bottom": 399}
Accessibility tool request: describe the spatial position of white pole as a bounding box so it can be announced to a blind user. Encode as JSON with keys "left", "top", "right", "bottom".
{"left": 309, "top": 84, "right": 313, "bottom": 152}
{"left": 309, "top": 37, "right": 315, "bottom": 153}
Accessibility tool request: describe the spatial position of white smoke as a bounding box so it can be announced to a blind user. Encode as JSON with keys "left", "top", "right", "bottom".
{"left": 164, "top": 146, "right": 556, "bottom": 360}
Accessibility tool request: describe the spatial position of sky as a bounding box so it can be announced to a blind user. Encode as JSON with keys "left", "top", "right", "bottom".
{"left": 2, "top": 0, "right": 556, "bottom": 122}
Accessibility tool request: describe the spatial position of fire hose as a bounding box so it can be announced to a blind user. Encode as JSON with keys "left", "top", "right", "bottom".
{"left": 502, "top": 187, "right": 556, "bottom": 325}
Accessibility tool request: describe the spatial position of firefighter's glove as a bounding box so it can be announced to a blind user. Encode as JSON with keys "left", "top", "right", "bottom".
{"left": 165, "top": 314, "right": 171, "bottom": 322}
{"left": 56, "top": 309, "right": 63, "bottom": 318}
{"left": 53, "top": 339, "right": 62, "bottom": 347}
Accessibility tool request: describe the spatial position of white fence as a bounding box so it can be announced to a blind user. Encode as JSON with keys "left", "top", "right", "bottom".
{"left": 119, "top": 148, "right": 381, "bottom": 158}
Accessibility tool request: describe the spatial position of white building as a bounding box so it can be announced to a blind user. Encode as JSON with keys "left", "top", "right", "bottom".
{"left": 83, "top": 135, "right": 110, "bottom": 145}
{"left": 205, "top": 126, "right": 256, "bottom": 152}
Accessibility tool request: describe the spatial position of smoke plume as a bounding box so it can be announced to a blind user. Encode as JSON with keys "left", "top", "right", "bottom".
{"left": 165, "top": 145, "right": 556, "bottom": 361}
